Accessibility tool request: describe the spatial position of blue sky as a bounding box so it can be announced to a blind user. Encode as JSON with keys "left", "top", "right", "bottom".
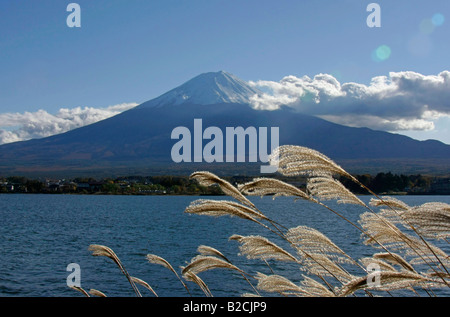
{"left": 0, "top": 0, "right": 449, "bottom": 144}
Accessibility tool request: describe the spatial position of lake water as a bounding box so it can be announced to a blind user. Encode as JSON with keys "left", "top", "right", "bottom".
{"left": 1, "top": 194, "right": 449, "bottom": 297}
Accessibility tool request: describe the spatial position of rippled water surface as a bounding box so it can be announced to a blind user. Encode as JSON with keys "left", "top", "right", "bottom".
{"left": 1, "top": 194, "right": 449, "bottom": 297}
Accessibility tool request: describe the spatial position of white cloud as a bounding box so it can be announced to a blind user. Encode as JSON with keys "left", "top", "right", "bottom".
{"left": 0, "top": 103, "right": 138, "bottom": 145}
{"left": 249, "top": 70, "right": 450, "bottom": 132}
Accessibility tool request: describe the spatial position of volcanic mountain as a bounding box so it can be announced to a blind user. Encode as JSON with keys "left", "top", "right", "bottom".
{"left": 0, "top": 71, "right": 449, "bottom": 177}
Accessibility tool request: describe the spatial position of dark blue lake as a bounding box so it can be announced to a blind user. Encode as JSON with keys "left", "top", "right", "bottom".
{"left": 1, "top": 194, "right": 449, "bottom": 297}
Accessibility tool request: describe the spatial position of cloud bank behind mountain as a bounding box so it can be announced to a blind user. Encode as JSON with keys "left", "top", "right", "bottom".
{"left": 0, "top": 103, "right": 138, "bottom": 145}
{"left": 249, "top": 70, "right": 450, "bottom": 133}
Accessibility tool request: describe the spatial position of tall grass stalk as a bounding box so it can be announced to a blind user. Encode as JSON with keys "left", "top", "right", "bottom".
{"left": 75, "top": 145, "right": 449, "bottom": 297}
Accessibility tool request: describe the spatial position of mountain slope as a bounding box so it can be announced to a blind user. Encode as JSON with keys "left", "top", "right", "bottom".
{"left": 0, "top": 71, "right": 449, "bottom": 177}
{"left": 140, "top": 71, "right": 262, "bottom": 107}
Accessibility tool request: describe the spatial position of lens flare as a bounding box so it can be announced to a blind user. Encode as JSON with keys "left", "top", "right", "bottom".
{"left": 432, "top": 13, "right": 445, "bottom": 26}
{"left": 420, "top": 19, "right": 435, "bottom": 34}
{"left": 372, "top": 45, "right": 391, "bottom": 62}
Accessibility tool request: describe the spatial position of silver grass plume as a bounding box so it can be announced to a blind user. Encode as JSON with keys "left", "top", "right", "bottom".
{"left": 88, "top": 244, "right": 141, "bottom": 297}
{"left": 182, "top": 270, "right": 213, "bottom": 297}
{"left": 197, "top": 245, "right": 261, "bottom": 295}
{"left": 190, "top": 171, "right": 256, "bottom": 209}
{"left": 146, "top": 254, "right": 178, "bottom": 273}
{"left": 337, "top": 271, "right": 437, "bottom": 297}
{"left": 197, "top": 245, "right": 231, "bottom": 263}
{"left": 370, "top": 196, "right": 410, "bottom": 211}
{"left": 307, "top": 176, "right": 366, "bottom": 207}
{"left": 299, "top": 275, "right": 336, "bottom": 297}
{"left": 370, "top": 199, "right": 450, "bottom": 278}
{"left": 358, "top": 212, "right": 449, "bottom": 267}
{"left": 182, "top": 255, "right": 257, "bottom": 296}
{"left": 301, "top": 253, "right": 355, "bottom": 284}
{"left": 69, "top": 285, "right": 90, "bottom": 297}
{"left": 229, "top": 234, "right": 298, "bottom": 262}
{"left": 359, "top": 257, "right": 397, "bottom": 273}
{"left": 369, "top": 196, "right": 411, "bottom": 226}
{"left": 255, "top": 272, "right": 306, "bottom": 296}
{"left": 182, "top": 255, "right": 244, "bottom": 276}
{"left": 198, "top": 245, "right": 261, "bottom": 295}
{"left": 184, "top": 199, "right": 269, "bottom": 225}
{"left": 146, "top": 254, "right": 190, "bottom": 296}
{"left": 88, "top": 289, "right": 107, "bottom": 297}
{"left": 427, "top": 271, "right": 450, "bottom": 280}
{"left": 130, "top": 276, "right": 158, "bottom": 297}
{"left": 359, "top": 257, "right": 419, "bottom": 295}
{"left": 238, "top": 177, "right": 311, "bottom": 201}
{"left": 269, "top": 145, "right": 354, "bottom": 178}
{"left": 400, "top": 202, "right": 450, "bottom": 240}
{"left": 230, "top": 232, "right": 354, "bottom": 284}
{"left": 286, "top": 226, "right": 355, "bottom": 265}
{"left": 373, "top": 252, "right": 416, "bottom": 272}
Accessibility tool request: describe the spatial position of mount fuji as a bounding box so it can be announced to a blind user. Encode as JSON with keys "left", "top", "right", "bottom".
{"left": 0, "top": 71, "right": 449, "bottom": 177}
{"left": 141, "top": 71, "right": 261, "bottom": 107}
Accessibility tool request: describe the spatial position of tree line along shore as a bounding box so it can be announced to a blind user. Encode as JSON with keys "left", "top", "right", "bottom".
{"left": 1, "top": 173, "right": 449, "bottom": 196}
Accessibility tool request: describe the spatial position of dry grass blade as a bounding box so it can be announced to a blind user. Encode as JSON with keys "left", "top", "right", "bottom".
{"left": 146, "top": 254, "right": 177, "bottom": 273}
{"left": 232, "top": 232, "right": 354, "bottom": 285}
{"left": 370, "top": 196, "right": 410, "bottom": 211}
{"left": 230, "top": 234, "right": 298, "bottom": 262}
{"left": 269, "top": 145, "right": 353, "bottom": 178}
{"left": 146, "top": 254, "right": 190, "bottom": 296}
{"left": 307, "top": 176, "right": 366, "bottom": 207}
{"left": 369, "top": 197, "right": 449, "bottom": 278}
{"left": 88, "top": 244, "right": 142, "bottom": 297}
{"left": 197, "top": 245, "right": 261, "bottom": 296}
{"left": 182, "top": 255, "right": 243, "bottom": 276}
{"left": 369, "top": 196, "right": 411, "bottom": 226}
{"left": 401, "top": 202, "right": 450, "bottom": 240}
{"left": 337, "top": 271, "right": 435, "bottom": 296}
{"left": 302, "top": 253, "right": 354, "bottom": 283}
{"left": 359, "top": 257, "right": 397, "bottom": 273}
{"left": 359, "top": 212, "right": 449, "bottom": 267}
{"left": 286, "top": 226, "right": 355, "bottom": 265}
{"left": 89, "top": 289, "right": 107, "bottom": 297}
{"left": 427, "top": 271, "right": 450, "bottom": 280}
{"left": 359, "top": 212, "right": 418, "bottom": 251}
{"left": 184, "top": 199, "right": 269, "bottom": 227}
{"left": 238, "top": 177, "right": 311, "bottom": 201}
{"left": 373, "top": 252, "right": 416, "bottom": 272}
{"left": 299, "top": 275, "right": 336, "bottom": 297}
{"left": 131, "top": 276, "right": 158, "bottom": 297}
{"left": 88, "top": 244, "right": 116, "bottom": 259}
{"left": 255, "top": 272, "right": 305, "bottom": 296}
{"left": 190, "top": 171, "right": 256, "bottom": 209}
{"left": 197, "top": 245, "right": 231, "bottom": 263}
{"left": 69, "top": 285, "right": 90, "bottom": 297}
{"left": 182, "top": 270, "right": 213, "bottom": 297}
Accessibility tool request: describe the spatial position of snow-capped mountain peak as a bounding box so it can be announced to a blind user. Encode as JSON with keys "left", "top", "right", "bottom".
{"left": 140, "top": 71, "right": 261, "bottom": 107}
